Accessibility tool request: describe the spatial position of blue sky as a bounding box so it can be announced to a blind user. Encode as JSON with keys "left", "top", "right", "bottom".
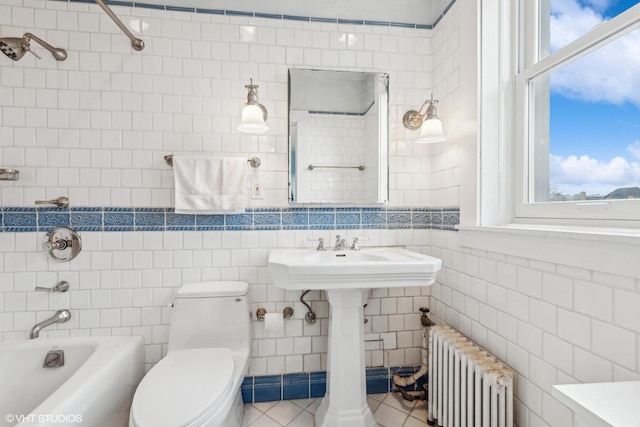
{"left": 548, "top": 0, "right": 640, "bottom": 196}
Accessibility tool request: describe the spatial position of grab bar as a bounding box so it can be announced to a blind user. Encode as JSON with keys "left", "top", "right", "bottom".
{"left": 164, "top": 155, "right": 261, "bottom": 168}
{"left": 308, "top": 164, "right": 365, "bottom": 171}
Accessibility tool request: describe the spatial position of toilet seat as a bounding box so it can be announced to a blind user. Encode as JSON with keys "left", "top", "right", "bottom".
{"left": 130, "top": 348, "right": 234, "bottom": 427}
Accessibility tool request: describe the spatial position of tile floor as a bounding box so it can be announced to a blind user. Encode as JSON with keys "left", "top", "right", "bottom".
{"left": 242, "top": 392, "right": 429, "bottom": 427}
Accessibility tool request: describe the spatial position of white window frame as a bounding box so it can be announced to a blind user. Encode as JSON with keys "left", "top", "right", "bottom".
{"left": 460, "top": 0, "right": 640, "bottom": 274}
{"left": 514, "top": 1, "right": 640, "bottom": 225}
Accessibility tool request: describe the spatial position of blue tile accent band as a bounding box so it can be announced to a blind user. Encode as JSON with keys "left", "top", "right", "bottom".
{"left": 54, "top": 0, "right": 456, "bottom": 29}
{"left": 242, "top": 366, "right": 425, "bottom": 403}
{"left": 0, "top": 206, "right": 459, "bottom": 233}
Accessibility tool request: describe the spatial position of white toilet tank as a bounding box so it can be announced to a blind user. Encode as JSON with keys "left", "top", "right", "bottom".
{"left": 168, "top": 281, "right": 250, "bottom": 355}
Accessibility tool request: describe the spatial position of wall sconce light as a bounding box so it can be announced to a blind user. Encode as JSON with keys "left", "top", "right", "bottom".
{"left": 238, "top": 78, "right": 268, "bottom": 134}
{"left": 402, "top": 94, "right": 446, "bottom": 143}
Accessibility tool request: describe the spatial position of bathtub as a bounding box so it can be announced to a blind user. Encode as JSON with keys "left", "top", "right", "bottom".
{"left": 0, "top": 336, "right": 145, "bottom": 427}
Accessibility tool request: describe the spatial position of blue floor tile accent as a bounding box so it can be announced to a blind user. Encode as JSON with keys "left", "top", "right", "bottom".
{"left": 310, "top": 371, "right": 327, "bottom": 398}
{"left": 253, "top": 375, "right": 282, "bottom": 402}
{"left": 241, "top": 377, "right": 253, "bottom": 403}
{"left": 241, "top": 366, "right": 426, "bottom": 403}
{"left": 283, "top": 373, "right": 311, "bottom": 400}
{"left": 366, "top": 367, "right": 390, "bottom": 394}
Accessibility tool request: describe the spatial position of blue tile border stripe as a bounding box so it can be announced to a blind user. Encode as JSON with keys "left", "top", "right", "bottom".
{"left": 54, "top": 0, "right": 456, "bottom": 29}
{"left": 0, "top": 206, "right": 459, "bottom": 233}
{"left": 242, "top": 366, "right": 425, "bottom": 403}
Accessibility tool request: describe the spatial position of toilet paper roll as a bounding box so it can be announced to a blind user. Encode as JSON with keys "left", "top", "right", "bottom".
{"left": 264, "top": 312, "right": 284, "bottom": 337}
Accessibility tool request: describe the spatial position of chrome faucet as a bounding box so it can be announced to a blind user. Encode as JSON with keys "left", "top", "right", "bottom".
{"left": 333, "top": 235, "right": 346, "bottom": 251}
{"left": 29, "top": 309, "right": 71, "bottom": 339}
{"left": 351, "top": 237, "right": 361, "bottom": 250}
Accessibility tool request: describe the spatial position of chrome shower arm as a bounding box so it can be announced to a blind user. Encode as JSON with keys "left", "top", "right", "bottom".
{"left": 95, "top": 0, "right": 145, "bottom": 51}
{"left": 23, "top": 33, "right": 67, "bottom": 61}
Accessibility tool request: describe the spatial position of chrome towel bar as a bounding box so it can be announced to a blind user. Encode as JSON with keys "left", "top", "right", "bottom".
{"left": 308, "top": 164, "right": 365, "bottom": 171}
{"left": 164, "top": 155, "right": 261, "bottom": 168}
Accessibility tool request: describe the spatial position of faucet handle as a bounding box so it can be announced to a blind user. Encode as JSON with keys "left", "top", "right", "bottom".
{"left": 307, "top": 236, "right": 326, "bottom": 251}
{"left": 35, "top": 281, "right": 70, "bottom": 293}
{"left": 351, "top": 237, "right": 360, "bottom": 250}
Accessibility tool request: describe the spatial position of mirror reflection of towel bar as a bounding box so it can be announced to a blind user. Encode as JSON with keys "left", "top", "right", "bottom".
{"left": 308, "top": 164, "right": 365, "bottom": 171}
{"left": 164, "top": 155, "right": 261, "bottom": 168}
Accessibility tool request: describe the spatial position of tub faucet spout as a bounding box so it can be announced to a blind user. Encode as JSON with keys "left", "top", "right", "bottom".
{"left": 29, "top": 309, "right": 71, "bottom": 339}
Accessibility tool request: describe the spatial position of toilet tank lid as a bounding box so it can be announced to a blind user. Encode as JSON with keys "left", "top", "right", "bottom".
{"left": 176, "top": 281, "right": 249, "bottom": 298}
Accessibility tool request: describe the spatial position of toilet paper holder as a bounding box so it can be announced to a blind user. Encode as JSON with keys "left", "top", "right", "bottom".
{"left": 256, "top": 307, "right": 294, "bottom": 320}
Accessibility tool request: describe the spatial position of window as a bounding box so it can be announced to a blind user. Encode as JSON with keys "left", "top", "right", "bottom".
{"left": 515, "top": 1, "right": 640, "bottom": 222}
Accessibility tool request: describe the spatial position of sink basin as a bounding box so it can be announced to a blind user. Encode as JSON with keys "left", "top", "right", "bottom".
{"left": 267, "top": 246, "right": 442, "bottom": 427}
{"left": 268, "top": 247, "right": 442, "bottom": 290}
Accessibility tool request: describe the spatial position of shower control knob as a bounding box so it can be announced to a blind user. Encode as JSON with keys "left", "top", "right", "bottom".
{"left": 43, "top": 226, "right": 82, "bottom": 262}
{"left": 419, "top": 307, "right": 430, "bottom": 313}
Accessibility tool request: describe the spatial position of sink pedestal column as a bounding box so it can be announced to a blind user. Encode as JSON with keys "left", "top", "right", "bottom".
{"left": 315, "top": 288, "right": 376, "bottom": 427}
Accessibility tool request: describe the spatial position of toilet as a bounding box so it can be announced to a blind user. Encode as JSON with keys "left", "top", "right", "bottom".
{"left": 129, "top": 281, "right": 251, "bottom": 427}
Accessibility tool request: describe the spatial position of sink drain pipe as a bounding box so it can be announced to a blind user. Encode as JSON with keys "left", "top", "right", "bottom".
{"left": 392, "top": 307, "right": 435, "bottom": 401}
{"left": 300, "top": 290, "right": 316, "bottom": 324}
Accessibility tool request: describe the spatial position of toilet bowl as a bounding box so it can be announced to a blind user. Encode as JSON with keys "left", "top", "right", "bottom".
{"left": 129, "top": 281, "right": 251, "bottom": 427}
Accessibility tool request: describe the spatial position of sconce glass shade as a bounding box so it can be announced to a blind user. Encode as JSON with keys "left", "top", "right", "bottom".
{"left": 238, "top": 78, "right": 268, "bottom": 133}
{"left": 238, "top": 104, "right": 268, "bottom": 133}
{"left": 403, "top": 93, "right": 446, "bottom": 144}
{"left": 416, "top": 118, "right": 446, "bottom": 143}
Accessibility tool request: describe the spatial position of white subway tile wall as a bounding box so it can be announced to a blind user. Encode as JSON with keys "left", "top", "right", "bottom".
{"left": 428, "top": 6, "right": 640, "bottom": 427}
{"left": 4, "top": 2, "right": 639, "bottom": 427}
{"left": 0, "top": 0, "right": 442, "bottom": 378}
{"left": 428, "top": 229, "right": 640, "bottom": 427}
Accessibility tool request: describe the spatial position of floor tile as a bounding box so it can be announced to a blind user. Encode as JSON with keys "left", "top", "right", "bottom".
{"left": 402, "top": 416, "right": 429, "bottom": 427}
{"left": 241, "top": 405, "right": 263, "bottom": 427}
{"left": 306, "top": 398, "right": 321, "bottom": 414}
{"left": 246, "top": 414, "right": 281, "bottom": 427}
{"left": 264, "top": 400, "right": 304, "bottom": 426}
{"left": 251, "top": 401, "right": 279, "bottom": 413}
{"left": 373, "top": 403, "right": 409, "bottom": 427}
{"left": 383, "top": 392, "right": 418, "bottom": 412}
{"left": 367, "top": 395, "right": 383, "bottom": 412}
{"left": 286, "top": 410, "right": 315, "bottom": 427}
{"left": 408, "top": 402, "right": 428, "bottom": 422}
{"left": 290, "top": 398, "right": 316, "bottom": 409}
{"left": 243, "top": 393, "right": 429, "bottom": 427}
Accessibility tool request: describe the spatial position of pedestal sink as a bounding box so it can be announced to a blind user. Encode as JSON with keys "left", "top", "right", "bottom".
{"left": 268, "top": 247, "right": 442, "bottom": 427}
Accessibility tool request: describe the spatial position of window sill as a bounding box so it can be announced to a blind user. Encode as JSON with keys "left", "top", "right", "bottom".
{"left": 458, "top": 224, "right": 640, "bottom": 277}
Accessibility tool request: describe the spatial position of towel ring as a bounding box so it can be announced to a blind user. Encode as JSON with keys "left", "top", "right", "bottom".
{"left": 164, "top": 155, "right": 260, "bottom": 168}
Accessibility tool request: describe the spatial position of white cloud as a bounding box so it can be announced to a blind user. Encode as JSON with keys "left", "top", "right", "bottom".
{"left": 550, "top": 153, "right": 640, "bottom": 194}
{"left": 549, "top": 0, "right": 640, "bottom": 106}
{"left": 627, "top": 141, "right": 640, "bottom": 160}
{"left": 550, "top": 1, "right": 604, "bottom": 49}
{"left": 582, "top": 0, "right": 613, "bottom": 12}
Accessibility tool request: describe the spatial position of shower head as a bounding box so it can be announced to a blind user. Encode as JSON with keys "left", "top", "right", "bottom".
{"left": 0, "top": 37, "right": 28, "bottom": 61}
{"left": 0, "top": 33, "right": 67, "bottom": 61}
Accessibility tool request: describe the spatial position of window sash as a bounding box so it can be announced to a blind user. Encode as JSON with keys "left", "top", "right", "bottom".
{"left": 514, "top": 3, "right": 640, "bottom": 223}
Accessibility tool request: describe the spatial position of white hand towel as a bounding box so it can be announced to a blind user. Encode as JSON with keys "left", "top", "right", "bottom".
{"left": 173, "top": 156, "right": 247, "bottom": 214}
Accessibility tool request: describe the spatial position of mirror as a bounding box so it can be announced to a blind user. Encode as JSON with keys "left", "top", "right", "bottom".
{"left": 288, "top": 69, "right": 389, "bottom": 204}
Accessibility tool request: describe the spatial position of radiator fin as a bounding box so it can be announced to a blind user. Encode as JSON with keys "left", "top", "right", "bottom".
{"left": 428, "top": 326, "right": 514, "bottom": 427}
